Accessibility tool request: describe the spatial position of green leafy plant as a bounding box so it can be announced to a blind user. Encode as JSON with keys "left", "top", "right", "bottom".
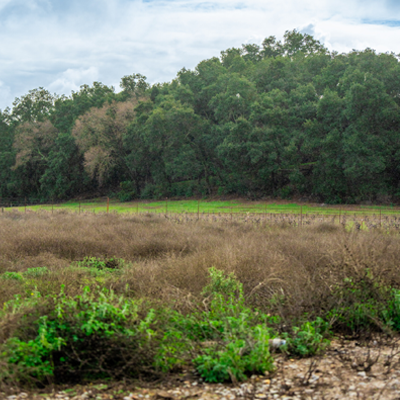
{"left": 194, "top": 325, "right": 274, "bottom": 383}
{"left": 194, "top": 268, "right": 275, "bottom": 382}
{"left": 0, "top": 286, "right": 159, "bottom": 385}
{"left": 75, "top": 256, "right": 123, "bottom": 271}
{"left": 377, "top": 289, "right": 400, "bottom": 332}
{"left": 150, "top": 268, "right": 277, "bottom": 381}
{"left": 1, "top": 271, "right": 24, "bottom": 281}
{"left": 284, "top": 317, "right": 331, "bottom": 356}
{"left": 23, "top": 267, "right": 49, "bottom": 278}
{"left": 202, "top": 267, "right": 243, "bottom": 298}
{"left": 328, "top": 272, "right": 395, "bottom": 334}
{"left": 0, "top": 266, "right": 339, "bottom": 387}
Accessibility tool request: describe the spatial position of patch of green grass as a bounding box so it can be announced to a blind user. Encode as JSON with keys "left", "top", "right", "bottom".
{"left": 8, "top": 198, "right": 400, "bottom": 217}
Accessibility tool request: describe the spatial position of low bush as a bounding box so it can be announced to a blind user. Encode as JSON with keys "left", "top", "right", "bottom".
{"left": 0, "top": 268, "right": 330, "bottom": 387}
{"left": 158, "top": 268, "right": 277, "bottom": 382}
{"left": 284, "top": 317, "right": 331, "bottom": 356}
{"left": 2, "top": 272, "right": 24, "bottom": 281}
{"left": 3, "top": 264, "right": 400, "bottom": 387}
{"left": 0, "top": 286, "right": 159, "bottom": 386}
{"left": 75, "top": 256, "right": 124, "bottom": 270}
{"left": 23, "top": 267, "right": 50, "bottom": 278}
{"left": 327, "top": 270, "right": 400, "bottom": 335}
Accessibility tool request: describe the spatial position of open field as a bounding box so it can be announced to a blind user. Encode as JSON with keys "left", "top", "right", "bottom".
{"left": 2, "top": 198, "right": 400, "bottom": 217}
{"left": 2, "top": 212, "right": 400, "bottom": 398}
{"left": 2, "top": 198, "right": 400, "bottom": 232}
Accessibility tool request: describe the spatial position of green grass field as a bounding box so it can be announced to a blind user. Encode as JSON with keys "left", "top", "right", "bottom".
{"left": 4, "top": 198, "right": 400, "bottom": 217}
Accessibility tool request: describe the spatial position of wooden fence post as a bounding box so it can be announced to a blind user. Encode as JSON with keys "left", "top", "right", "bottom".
{"left": 107, "top": 197, "right": 109, "bottom": 213}
{"left": 300, "top": 206, "right": 303, "bottom": 226}
{"left": 197, "top": 199, "right": 200, "bottom": 220}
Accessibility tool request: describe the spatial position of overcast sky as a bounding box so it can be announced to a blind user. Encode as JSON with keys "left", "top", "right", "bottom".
{"left": 0, "top": 0, "right": 399, "bottom": 110}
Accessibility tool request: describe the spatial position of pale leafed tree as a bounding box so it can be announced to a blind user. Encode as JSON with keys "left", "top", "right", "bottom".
{"left": 13, "top": 119, "right": 58, "bottom": 170}
{"left": 72, "top": 100, "right": 137, "bottom": 185}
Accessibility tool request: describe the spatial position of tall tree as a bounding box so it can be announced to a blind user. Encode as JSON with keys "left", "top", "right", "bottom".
{"left": 72, "top": 100, "right": 137, "bottom": 186}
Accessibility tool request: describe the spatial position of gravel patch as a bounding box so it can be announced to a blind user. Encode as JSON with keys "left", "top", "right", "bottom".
{"left": 3, "top": 338, "right": 400, "bottom": 400}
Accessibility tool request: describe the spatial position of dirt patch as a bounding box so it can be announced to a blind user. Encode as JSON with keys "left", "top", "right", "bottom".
{"left": 4, "top": 338, "right": 400, "bottom": 400}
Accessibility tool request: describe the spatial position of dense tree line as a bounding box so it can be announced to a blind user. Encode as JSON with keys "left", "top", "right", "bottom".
{"left": 1, "top": 30, "right": 400, "bottom": 204}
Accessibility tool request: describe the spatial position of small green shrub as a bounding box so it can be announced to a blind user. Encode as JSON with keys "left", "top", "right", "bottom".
{"left": 193, "top": 268, "right": 275, "bottom": 382}
{"left": 385, "top": 289, "right": 400, "bottom": 331}
{"left": 284, "top": 317, "right": 331, "bottom": 356}
{"left": 23, "top": 267, "right": 49, "bottom": 278}
{"left": 1, "top": 321, "right": 64, "bottom": 383}
{"left": 154, "top": 322, "right": 192, "bottom": 372}
{"left": 75, "top": 256, "right": 123, "bottom": 270}
{"left": 194, "top": 325, "right": 274, "bottom": 382}
{"left": 201, "top": 267, "right": 242, "bottom": 298}
{"left": 328, "top": 272, "right": 395, "bottom": 334}
{"left": 1, "top": 272, "right": 24, "bottom": 282}
{"left": 151, "top": 268, "right": 277, "bottom": 381}
{"left": 1, "top": 288, "right": 43, "bottom": 316}
{"left": 0, "top": 286, "right": 159, "bottom": 385}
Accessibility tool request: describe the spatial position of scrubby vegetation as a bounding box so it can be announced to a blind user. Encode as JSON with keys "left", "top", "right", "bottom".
{"left": 1, "top": 30, "right": 400, "bottom": 204}
{"left": 1, "top": 212, "right": 400, "bottom": 388}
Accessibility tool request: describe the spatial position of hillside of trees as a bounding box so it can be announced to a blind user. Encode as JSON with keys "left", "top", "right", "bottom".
{"left": 1, "top": 30, "right": 400, "bottom": 204}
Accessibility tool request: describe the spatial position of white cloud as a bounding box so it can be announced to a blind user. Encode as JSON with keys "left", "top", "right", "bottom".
{"left": 0, "top": 80, "right": 12, "bottom": 110}
{"left": 0, "top": 0, "right": 399, "bottom": 110}
{"left": 48, "top": 67, "right": 100, "bottom": 95}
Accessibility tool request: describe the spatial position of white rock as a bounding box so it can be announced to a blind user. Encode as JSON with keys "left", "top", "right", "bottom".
{"left": 392, "top": 379, "right": 400, "bottom": 388}
{"left": 269, "top": 338, "right": 286, "bottom": 348}
{"left": 371, "top": 381, "right": 386, "bottom": 389}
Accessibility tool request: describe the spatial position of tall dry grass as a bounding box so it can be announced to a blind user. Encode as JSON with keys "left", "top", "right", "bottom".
{"left": 1, "top": 211, "right": 400, "bottom": 319}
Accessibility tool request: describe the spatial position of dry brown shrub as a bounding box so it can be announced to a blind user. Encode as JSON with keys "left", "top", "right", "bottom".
{"left": 1, "top": 211, "right": 400, "bottom": 319}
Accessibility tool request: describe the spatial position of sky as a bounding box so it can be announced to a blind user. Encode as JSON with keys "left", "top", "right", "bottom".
{"left": 0, "top": 0, "right": 399, "bottom": 110}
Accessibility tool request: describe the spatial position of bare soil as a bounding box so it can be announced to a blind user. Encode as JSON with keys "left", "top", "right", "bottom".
{"left": 4, "top": 338, "right": 400, "bottom": 400}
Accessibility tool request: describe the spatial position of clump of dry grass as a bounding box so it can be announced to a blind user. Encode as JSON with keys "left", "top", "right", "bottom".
{"left": 1, "top": 211, "right": 400, "bottom": 320}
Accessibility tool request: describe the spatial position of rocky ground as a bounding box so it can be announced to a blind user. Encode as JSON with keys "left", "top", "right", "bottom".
{"left": 3, "top": 338, "right": 400, "bottom": 400}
